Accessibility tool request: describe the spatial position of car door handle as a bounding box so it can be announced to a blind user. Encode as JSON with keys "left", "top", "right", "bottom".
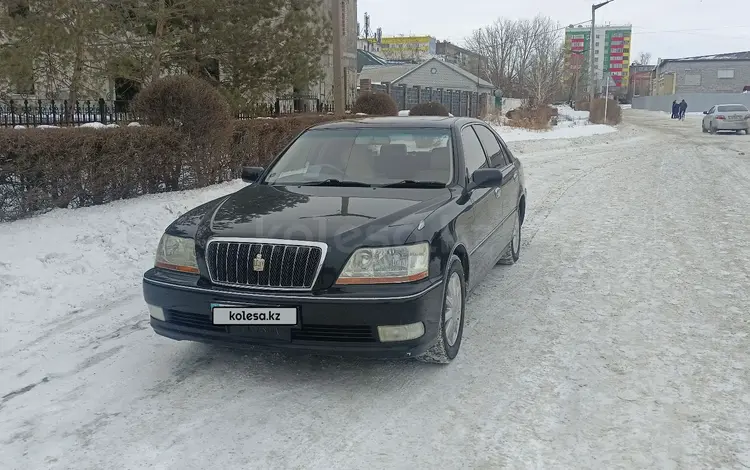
{"left": 513, "top": 172, "right": 518, "bottom": 181}
{"left": 494, "top": 187, "right": 501, "bottom": 198}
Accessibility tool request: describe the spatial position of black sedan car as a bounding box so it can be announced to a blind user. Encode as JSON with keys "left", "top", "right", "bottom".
{"left": 143, "top": 116, "right": 526, "bottom": 363}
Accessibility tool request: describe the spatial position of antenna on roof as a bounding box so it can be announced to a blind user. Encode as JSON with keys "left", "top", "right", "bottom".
{"left": 363, "top": 12, "right": 371, "bottom": 51}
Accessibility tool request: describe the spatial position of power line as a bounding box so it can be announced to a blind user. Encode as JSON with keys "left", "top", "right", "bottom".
{"left": 634, "top": 25, "right": 750, "bottom": 34}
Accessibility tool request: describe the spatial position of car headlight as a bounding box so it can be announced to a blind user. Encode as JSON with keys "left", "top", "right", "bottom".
{"left": 154, "top": 233, "right": 199, "bottom": 274}
{"left": 336, "top": 242, "right": 430, "bottom": 285}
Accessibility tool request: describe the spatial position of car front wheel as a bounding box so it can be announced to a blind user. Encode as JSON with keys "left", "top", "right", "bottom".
{"left": 417, "top": 255, "right": 466, "bottom": 364}
{"left": 498, "top": 209, "right": 521, "bottom": 265}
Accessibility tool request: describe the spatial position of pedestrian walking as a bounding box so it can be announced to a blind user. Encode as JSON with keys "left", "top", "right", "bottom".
{"left": 671, "top": 100, "right": 678, "bottom": 119}
{"left": 679, "top": 99, "right": 688, "bottom": 120}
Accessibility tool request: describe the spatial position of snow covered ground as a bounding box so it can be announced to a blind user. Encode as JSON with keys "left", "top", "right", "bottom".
{"left": 2, "top": 109, "right": 750, "bottom": 469}
{"left": 494, "top": 105, "right": 618, "bottom": 142}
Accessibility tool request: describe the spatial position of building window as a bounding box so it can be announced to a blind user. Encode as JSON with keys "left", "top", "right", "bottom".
{"left": 718, "top": 69, "right": 735, "bottom": 79}
{"left": 595, "top": 42, "right": 600, "bottom": 47}
{"left": 684, "top": 74, "right": 701, "bottom": 86}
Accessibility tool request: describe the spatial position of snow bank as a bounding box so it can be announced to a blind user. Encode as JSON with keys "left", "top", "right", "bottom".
{"left": 0, "top": 180, "right": 246, "bottom": 354}
{"left": 496, "top": 123, "right": 617, "bottom": 142}
{"left": 557, "top": 105, "right": 590, "bottom": 122}
{"left": 398, "top": 110, "right": 454, "bottom": 117}
{"left": 491, "top": 105, "right": 617, "bottom": 142}
{"left": 12, "top": 122, "right": 140, "bottom": 129}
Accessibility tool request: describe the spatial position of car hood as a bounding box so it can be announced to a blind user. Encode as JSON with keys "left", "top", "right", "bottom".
{"left": 200, "top": 184, "right": 451, "bottom": 248}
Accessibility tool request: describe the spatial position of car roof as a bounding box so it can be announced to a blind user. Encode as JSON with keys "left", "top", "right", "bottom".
{"left": 715, "top": 103, "right": 748, "bottom": 107}
{"left": 308, "top": 116, "right": 480, "bottom": 130}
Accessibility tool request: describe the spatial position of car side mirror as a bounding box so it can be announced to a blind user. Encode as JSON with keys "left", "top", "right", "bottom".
{"left": 241, "top": 166, "right": 264, "bottom": 183}
{"left": 703, "top": 111, "right": 708, "bottom": 115}
{"left": 469, "top": 168, "right": 504, "bottom": 190}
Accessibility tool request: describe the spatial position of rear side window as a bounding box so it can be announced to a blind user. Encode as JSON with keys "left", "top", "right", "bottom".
{"left": 472, "top": 125, "right": 509, "bottom": 168}
{"left": 717, "top": 105, "right": 749, "bottom": 113}
{"left": 460, "top": 127, "right": 489, "bottom": 174}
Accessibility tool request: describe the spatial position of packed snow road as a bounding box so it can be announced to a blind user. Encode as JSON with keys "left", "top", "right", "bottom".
{"left": 2, "top": 110, "right": 750, "bottom": 469}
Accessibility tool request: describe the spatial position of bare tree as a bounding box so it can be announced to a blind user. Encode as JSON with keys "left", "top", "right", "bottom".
{"left": 465, "top": 14, "right": 564, "bottom": 104}
{"left": 524, "top": 21, "right": 565, "bottom": 107}
{"left": 633, "top": 51, "right": 652, "bottom": 65}
{"left": 465, "top": 18, "right": 518, "bottom": 92}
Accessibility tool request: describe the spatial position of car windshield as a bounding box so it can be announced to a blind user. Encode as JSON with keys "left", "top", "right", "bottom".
{"left": 263, "top": 127, "right": 454, "bottom": 186}
{"left": 717, "top": 105, "right": 748, "bottom": 112}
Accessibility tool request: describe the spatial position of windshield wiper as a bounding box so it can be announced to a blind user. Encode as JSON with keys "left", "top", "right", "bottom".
{"left": 380, "top": 180, "right": 446, "bottom": 188}
{"left": 299, "top": 179, "right": 373, "bottom": 187}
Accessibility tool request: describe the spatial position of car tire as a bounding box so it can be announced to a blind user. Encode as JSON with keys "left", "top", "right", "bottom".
{"left": 498, "top": 209, "right": 521, "bottom": 265}
{"left": 702, "top": 123, "right": 708, "bottom": 133}
{"left": 417, "top": 255, "right": 466, "bottom": 364}
{"left": 710, "top": 124, "right": 717, "bottom": 134}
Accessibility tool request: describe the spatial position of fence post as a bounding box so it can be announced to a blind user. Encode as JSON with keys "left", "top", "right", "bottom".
{"left": 98, "top": 98, "right": 107, "bottom": 125}
{"left": 402, "top": 85, "right": 407, "bottom": 110}
{"left": 416, "top": 85, "right": 421, "bottom": 104}
{"left": 23, "top": 99, "right": 30, "bottom": 126}
{"left": 9, "top": 100, "right": 15, "bottom": 126}
{"left": 468, "top": 93, "right": 472, "bottom": 118}
{"left": 37, "top": 99, "right": 43, "bottom": 125}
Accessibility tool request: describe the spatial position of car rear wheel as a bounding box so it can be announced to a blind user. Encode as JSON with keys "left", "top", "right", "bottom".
{"left": 709, "top": 123, "right": 718, "bottom": 134}
{"left": 417, "top": 255, "right": 465, "bottom": 364}
{"left": 498, "top": 210, "right": 521, "bottom": 265}
{"left": 702, "top": 122, "right": 708, "bottom": 133}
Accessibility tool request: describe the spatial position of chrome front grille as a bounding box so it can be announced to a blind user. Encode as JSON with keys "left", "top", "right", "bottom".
{"left": 205, "top": 238, "right": 326, "bottom": 290}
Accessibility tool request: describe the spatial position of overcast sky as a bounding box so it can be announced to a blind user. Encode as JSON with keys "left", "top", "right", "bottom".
{"left": 357, "top": 0, "right": 750, "bottom": 62}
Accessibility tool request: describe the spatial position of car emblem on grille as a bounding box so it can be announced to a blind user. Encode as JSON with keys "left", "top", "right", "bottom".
{"left": 252, "top": 253, "right": 265, "bottom": 272}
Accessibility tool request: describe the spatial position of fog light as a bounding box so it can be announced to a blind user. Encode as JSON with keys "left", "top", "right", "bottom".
{"left": 377, "top": 322, "right": 425, "bottom": 342}
{"left": 148, "top": 304, "right": 165, "bottom": 321}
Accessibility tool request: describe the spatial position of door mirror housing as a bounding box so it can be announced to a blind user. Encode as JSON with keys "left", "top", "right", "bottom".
{"left": 469, "top": 168, "right": 504, "bottom": 190}
{"left": 703, "top": 111, "right": 709, "bottom": 115}
{"left": 241, "top": 166, "right": 264, "bottom": 183}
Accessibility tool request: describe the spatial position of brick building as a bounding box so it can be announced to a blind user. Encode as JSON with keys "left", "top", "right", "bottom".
{"left": 652, "top": 51, "right": 750, "bottom": 95}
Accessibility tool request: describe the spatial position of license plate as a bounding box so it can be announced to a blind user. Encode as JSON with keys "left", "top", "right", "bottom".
{"left": 729, "top": 115, "right": 742, "bottom": 121}
{"left": 211, "top": 305, "right": 297, "bottom": 325}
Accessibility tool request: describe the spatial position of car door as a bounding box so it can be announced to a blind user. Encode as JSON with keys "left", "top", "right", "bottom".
{"left": 471, "top": 124, "right": 509, "bottom": 258}
{"left": 459, "top": 125, "right": 494, "bottom": 281}
{"left": 704, "top": 106, "right": 715, "bottom": 129}
{"left": 473, "top": 124, "right": 520, "bottom": 255}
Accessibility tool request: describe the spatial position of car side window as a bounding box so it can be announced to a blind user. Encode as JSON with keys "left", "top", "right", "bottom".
{"left": 460, "top": 127, "right": 489, "bottom": 174}
{"left": 708, "top": 106, "right": 716, "bottom": 114}
{"left": 472, "top": 125, "right": 508, "bottom": 168}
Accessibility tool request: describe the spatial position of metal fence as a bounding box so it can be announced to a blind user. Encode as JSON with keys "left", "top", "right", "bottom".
{"left": 372, "top": 83, "right": 487, "bottom": 118}
{"left": 0, "top": 96, "right": 352, "bottom": 128}
{"left": 632, "top": 93, "right": 750, "bottom": 113}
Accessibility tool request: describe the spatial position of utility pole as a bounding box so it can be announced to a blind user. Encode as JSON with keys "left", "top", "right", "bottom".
{"left": 589, "top": 0, "right": 615, "bottom": 103}
{"left": 331, "top": 0, "right": 346, "bottom": 117}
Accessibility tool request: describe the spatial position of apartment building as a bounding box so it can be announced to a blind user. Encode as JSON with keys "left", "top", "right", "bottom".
{"left": 564, "top": 24, "right": 632, "bottom": 95}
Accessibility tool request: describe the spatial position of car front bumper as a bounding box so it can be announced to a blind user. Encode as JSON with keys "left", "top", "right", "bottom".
{"left": 142, "top": 269, "right": 444, "bottom": 359}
